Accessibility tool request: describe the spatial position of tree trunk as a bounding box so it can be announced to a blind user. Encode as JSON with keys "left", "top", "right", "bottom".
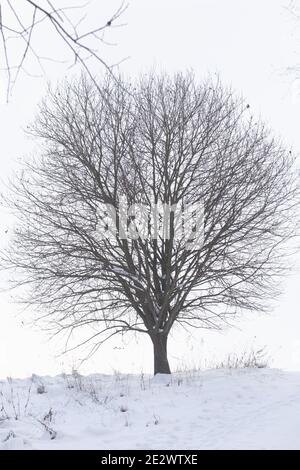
{"left": 151, "top": 333, "right": 171, "bottom": 375}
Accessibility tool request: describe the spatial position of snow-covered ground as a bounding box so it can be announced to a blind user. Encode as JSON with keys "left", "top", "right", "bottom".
{"left": 0, "top": 368, "right": 300, "bottom": 450}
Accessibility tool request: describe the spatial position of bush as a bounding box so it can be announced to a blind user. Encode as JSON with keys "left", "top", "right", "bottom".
{"left": 215, "top": 347, "right": 269, "bottom": 369}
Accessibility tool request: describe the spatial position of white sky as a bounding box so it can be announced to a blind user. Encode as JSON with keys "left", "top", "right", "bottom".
{"left": 0, "top": 0, "right": 300, "bottom": 378}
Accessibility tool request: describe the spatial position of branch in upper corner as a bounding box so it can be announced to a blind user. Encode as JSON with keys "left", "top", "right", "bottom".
{"left": 0, "top": 0, "right": 128, "bottom": 101}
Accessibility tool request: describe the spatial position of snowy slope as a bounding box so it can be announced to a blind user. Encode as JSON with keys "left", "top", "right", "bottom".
{"left": 0, "top": 368, "right": 300, "bottom": 450}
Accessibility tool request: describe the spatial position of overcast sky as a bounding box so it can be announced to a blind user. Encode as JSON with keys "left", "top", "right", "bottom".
{"left": 0, "top": 0, "right": 300, "bottom": 378}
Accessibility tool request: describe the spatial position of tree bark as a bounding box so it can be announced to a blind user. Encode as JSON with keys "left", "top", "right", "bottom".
{"left": 151, "top": 333, "right": 171, "bottom": 375}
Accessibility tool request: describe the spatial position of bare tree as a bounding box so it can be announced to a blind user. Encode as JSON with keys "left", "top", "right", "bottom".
{"left": 2, "top": 73, "right": 299, "bottom": 374}
{"left": 0, "top": 0, "right": 127, "bottom": 100}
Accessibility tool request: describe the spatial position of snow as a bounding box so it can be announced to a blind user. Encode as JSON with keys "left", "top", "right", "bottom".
{"left": 1, "top": 368, "right": 300, "bottom": 450}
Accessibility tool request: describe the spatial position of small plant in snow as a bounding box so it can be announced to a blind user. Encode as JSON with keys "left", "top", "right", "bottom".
{"left": 2, "top": 430, "right": 16, "bottom": 443}
{"left": 65, "top": 376, "right": 75, "bottom": 389}
{"left": 140, "top": 373, "right": 150, "bottom": 391}
{"left": 153, "top": 414, "right": 160, "bottom": 425}
{"left": 7, "top": 377, "right": 20, "bottom": 420}
{"left": 38, "top": 419, "right": 57, "bottom": 440}
{"left": 87, "top": 381, "right": 100, "bottom": 403}
{"left": 63, "top": 369, "right": 84, "bottom": 391}
{"left": 146, "top": 414, "right": 160, "bottom": 427}
{"left": 0, "top": 402, "right": 9, "bottom": 422}
{"left": 23, "top": 381, "right": 33, "bottom": 414}
{"left": 101, "top": 395, "right": 110, "bottom": 406}
{"left": 36, "top": 384, "right": 46, "bottom": 394}
{"left": 32, "top": 374, "right": 47, "bottom": 394}
{"left": 216, "top": 346, "right": 270, "bottom": 369}
{"left": 43, "top": 408, "right": 53, "bottom": 423}
{"left": 113, "top": 370, "right": 122, "bottom": 383}
{"left": 71, "top": 369, "right": 84, "bottom": 391}
{"left": 0, "top": 379, "right": 33, "bottom": 421}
